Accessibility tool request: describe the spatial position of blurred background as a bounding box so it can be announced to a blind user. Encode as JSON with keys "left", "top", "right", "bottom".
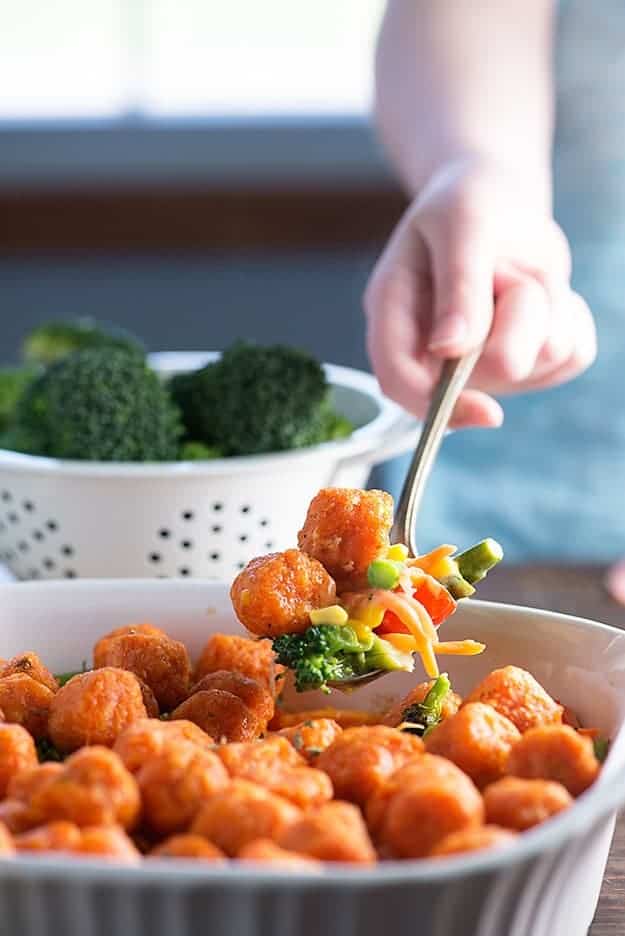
{"left": 0, "top": 0, "right": 405, "bottom": 368}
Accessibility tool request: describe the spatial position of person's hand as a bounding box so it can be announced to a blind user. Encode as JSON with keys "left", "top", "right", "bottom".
{"left": 364, "top": 160, "right": 597, "bottom": 427}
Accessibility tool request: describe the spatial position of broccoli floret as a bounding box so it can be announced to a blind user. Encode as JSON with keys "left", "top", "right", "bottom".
{"left": 272, "top": 624, "right": 367, "bottom": 693}
{"left": 22, "top": 318, "right": 144, "bottom": 367}
{"left": 170, "top": 341, "right": 353, "bottom": 456}
{"left": 9, "top": 347, "right": 182, "bottom": 461}
{"left": 179, "top": 441, "right": 223, "bottom": 461}
{"left": 0, "top": 366, "right": 38, "bottom": 432}
{"left": 400, "top": 674, "right": 452, "bottom": 737}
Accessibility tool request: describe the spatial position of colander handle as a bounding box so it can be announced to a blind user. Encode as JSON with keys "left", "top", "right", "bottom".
{"left": 329, "top": 411, "right": 419, "bottom": 487}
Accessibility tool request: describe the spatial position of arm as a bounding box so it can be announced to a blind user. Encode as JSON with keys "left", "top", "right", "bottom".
{"left": 365, "top": 0, "right": 595, "bottom": 427}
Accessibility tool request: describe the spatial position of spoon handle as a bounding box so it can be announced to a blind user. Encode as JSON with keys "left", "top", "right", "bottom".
{"left": 390, "top": 348, "right": 483, "bottom": 555}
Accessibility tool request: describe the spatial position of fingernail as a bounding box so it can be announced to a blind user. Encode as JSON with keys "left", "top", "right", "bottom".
{"left": 428, "top": 317, "right": 467, "bottom": 351}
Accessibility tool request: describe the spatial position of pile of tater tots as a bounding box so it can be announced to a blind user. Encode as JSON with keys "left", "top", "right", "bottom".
{"left": 0, "top": 624, "right": 603, "bottom": 867}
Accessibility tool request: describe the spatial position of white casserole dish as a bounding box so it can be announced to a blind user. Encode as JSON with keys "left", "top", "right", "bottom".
{"left": 0, "top": 578, "right": 623, "bottom": 936}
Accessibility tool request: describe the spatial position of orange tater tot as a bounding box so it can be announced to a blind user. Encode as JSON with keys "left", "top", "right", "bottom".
{"left": 278, "top": 719, "right": 343, "bottom": 762}
{"left": 506, "top": 724, "right": 600, "bottom": 797}
{"left": 0, "top": 800, "right": 35, "bottom": 834}
{"left": 218, "top": 737, "right": 304, "bottom": 775}
{"left": 297, "top": 487, "right": 393, "bottom": 592}
{"left": 0, "top": 652, "right": 58, "bottom": 693}
{"left": 238, "top": 838, "right": 322, "bottom": 869}
{"left": 8, "top": 762, "right": 63, "bottom": 803}
{"left": 424, "top": 702, "right": 521, "bottom": 789}
{"left": 466, "top": 666, "right": 563, "bottom": 733}
{"left": 315, "top": 725, "right": 423, "bottom": 806}
{"left": 279, "top": 800, "right": 376, "bottom": 864}
{"left": 383, "top": 680, "right": 462, "bottom": 728}
{"left": 30, "top": 746, "right": 140, "bottom": 829}
{"left": 76, "top": 826, "right": 141, "bottom": 863}
{"left": 194, "top": 634, "right": 281, "bottom": 695}
{"left": 94, "top": 628, "right": 191, "bottom": 711}
{"left": 16, "top": 821, "right": 82, "bottom": 853}
{"left": 114, "top": 718, "right": 214, "bottom": 773}
{"left": 171, "top": 689, "right": 261, "bottom": 743}
{"left": 48, "top": 668, "right": 148, "bottom": 753}
{"left": 430, "top": 825, "right": 517, "bottom": 858}
{"left": 0, "top": 674, "right": 55, "bottom": 739}
{"left": 483, "top": 777, "right": 573, "bottom": 830}
{"left": 230, "top": 549, "right": 336, "bottom": 638}
{"left": 191, "top": 780, "right": 301, "bottom": 856}
{"left": 150, "top": 834, "right": 226, "bottom": 862}
{"left": 190, "top": 671, "right": 274, "bottom": 733}
{"left": 0, "top": 724, "right": 38, "bottom": 798}
{"left": 136, "top": 744, "right": 229, "bottom": 836}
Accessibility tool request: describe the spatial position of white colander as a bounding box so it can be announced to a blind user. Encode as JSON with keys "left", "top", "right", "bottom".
{"left": 0, "top": 352, "right": 417, "bottom": 582}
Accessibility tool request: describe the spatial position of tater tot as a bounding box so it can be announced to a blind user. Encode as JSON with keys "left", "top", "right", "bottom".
{"left": 30, "top": 746, "right": 140, "bottom": 829}
{"left": 278, "top": 719, "right": 343, "bottom": 762}
{"left": 16, "top": 821, "right": 82, "bottom": 853}
{"left": 94, "top": 628, "right": 191, "bottom": 711}
{"left": 0, "top": 822, "right": 14, "bottom": 856}
{"left": 279, "top": 800, "right": 376, "bottom": 864}
{"left": 136, "top": 744, "right": 229, "bottom": 836}
{"left": 297, "top": 488, "right": 393, "bottom": 592}
{"left": 384, "top": 680, "right": 462, "bottom": 729}
{"left": 483, "top": 777, "right": 573, "bottom": 830}
{"left": 150, "top": 834, "right": 226, "bottom": 861}
{"left": 430, "top": 825, "right": 517, "bottom": 858}
{"left": 172, "top": 689, "right": 260, "bottom": 743}
{"left": 0, "top": 674, "right": 55, "bottom": 739}
{"left": 0, "top": 724, "right": 38, "bottom": 797}
{"left": 315, "top": 725, "right": 423, "bottom": 806}
{"left": 8, "top": 762, "right": 63, "bottom": 803}
{"left": 218, "top": 736, "right": 304, "bottom": 775}
{"left": 191, "top": 780, "right": 301, "bottom": 856}
{"left": 270, "top": 707, "right": 379, "bottom": 731}
{"left": 114, "top": 718, "right": 214, "bottom": 773}
{"left": 506, "top": 724, "right": 600, "bottom": 797}
{"left": 238, "top": 839, "right": 321, "bottom": 869}
{"left": 0, "top": 652, "right": 58, "bottom": 693}
{"left": 424, "top": 702, "right": 521, "bottom": 790}
{"left": 0, "top": 800, "right": 35, "bottom": 834}
{"left": 466, "top": 666, "right": 563, "bottom": 733}
{"left": 76, "top": 826, "right": 141, "bottom": 862}
{"left": 48, "top": 668, "right": 148, "bottom": 753}
{"left": 230, "top": 549, "right": 336, "bottom": 638}
{"left": 190, "top": 671, "right": 274, "bottom": 733}
{"left": 370, "top": 754, "right": 484, "bottom": 858}
{"left": 136, "top": 679, "right": 160, "bottom": 718}
{"left": 194, "top": 634, "right": 280, "bottom": 695}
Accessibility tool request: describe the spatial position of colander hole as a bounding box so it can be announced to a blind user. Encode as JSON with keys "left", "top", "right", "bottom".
{"left": 0, "top": 522, "right": 5, "bottom": 532}
{"left": 1, "top": 491, "right": 11, "bottom": 502}
{"left": 8, "top": 512, "right": 19, "bottom": 524}
{"left": 182, "top": 510, "right": 194, "bottom": 521}
{"left": 181, "top": 540, "right": 193, "bottom": 550}
{"left": 148, "top": 553, "right": 162, "bottom": 564}
{"left": 259, "top": 519, "right": 269, "bottom": 527}
{"left": 3, "top": 550, "right": 15, "bottom": 562}
{"left": 212, "top": 503, "right": 223, "bottom": 512}
{"left": 265, "top": 541, "right": 274, "bottom": 549}
{"left": 64, "top": 570, "right": 76, "bottom": 579}
{"left": 240, "top": 505, "right": 251, "bottom": 514}
{"left": 210, "top": 552, "right": 220, "bottom": 561}
{"left": 239, "top": 534, "right": 248, "bottom": 542}
{"left": 46, "top": 520, "right": 58, "bottom": 532}
{"left": 17, "top": 541, "right": 29, "bottom": 553}
{"left": 32, "top": 531, "right": 44, "bottom": 542}
{"left": 22, "top": 501, "right": 34, "bottom": 512}
{"left": 159, "top": 529, "right": 171, "bottom": 539}
{"left": 60, "top": 545, "right": 74, "bottom": 557}
{"left": 211, "top": 525, "right": 222, "bottom": 534}
{"left": 236, "top": 561, "right": 245, "bottom": 569}
{"left": 179, "top": 567, "right": 191, "bottom": 576}
{"left": 42, "top": 558, "right": 55, "bottom": 571}
{"left": 30, "top": 569, "right": 41, "bottom": 579}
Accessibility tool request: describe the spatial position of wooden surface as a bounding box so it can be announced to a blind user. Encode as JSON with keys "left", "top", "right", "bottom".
{"left": 478, "top": 564, "right": 625, "bottom": 936}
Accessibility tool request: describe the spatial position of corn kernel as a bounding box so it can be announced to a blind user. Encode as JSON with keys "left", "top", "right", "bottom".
{"left": 309, "top": 604, "right": 349, "bottom": 627}
{"left": 387, "top": 544, "right": 409, "bottom": 562}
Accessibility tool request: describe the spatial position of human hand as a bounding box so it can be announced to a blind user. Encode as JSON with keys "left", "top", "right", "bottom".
{"left": 364, "top": 160, "right": 597, "bottom": 427}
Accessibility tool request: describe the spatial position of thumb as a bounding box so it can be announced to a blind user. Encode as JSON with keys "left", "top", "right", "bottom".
{"left": 427, "top": 224, "right": 495, "bottom": 357}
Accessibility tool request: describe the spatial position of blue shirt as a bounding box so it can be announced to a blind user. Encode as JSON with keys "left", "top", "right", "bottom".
{"left": 376, "top": 0, "right": 625, "bottom": 561}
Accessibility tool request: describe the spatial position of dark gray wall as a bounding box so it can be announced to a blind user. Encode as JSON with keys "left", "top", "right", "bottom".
{"left": 0, "top": 249, "right": 378, "bottom": 369}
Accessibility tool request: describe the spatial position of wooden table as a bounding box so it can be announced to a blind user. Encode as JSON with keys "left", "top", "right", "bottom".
{"left": 478, "top": 565, "right": 625, "bottom": 936}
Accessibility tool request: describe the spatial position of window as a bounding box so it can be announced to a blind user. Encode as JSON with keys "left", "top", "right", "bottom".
{"left": 0, "top": 1, "right": 385, "bottom": 120}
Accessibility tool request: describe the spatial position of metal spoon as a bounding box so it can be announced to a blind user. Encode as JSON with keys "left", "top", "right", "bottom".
{"left": 328, "top": 348, "right": 483, "bottom": 691}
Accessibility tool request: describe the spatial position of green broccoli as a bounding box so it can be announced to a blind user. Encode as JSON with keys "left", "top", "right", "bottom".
{"left": 9, "top": 347, "right": 182, "bottom": 461}
{"left": 179, "top": 441, "right": 223, "bottom": 461}
{"left": 170, "top": 341, "right": 353, "bottom": 456}
{"left": 272, "top": 624, "right": 369, "bottom": 693}
{"left": 22, "top": 318, "right": 144, "bottom": 367}
{"left": 0, "top": 366, "right": 38, "bottom": 433}
{"left": 399, "top": 673, "right": 452, "bottom": 737}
